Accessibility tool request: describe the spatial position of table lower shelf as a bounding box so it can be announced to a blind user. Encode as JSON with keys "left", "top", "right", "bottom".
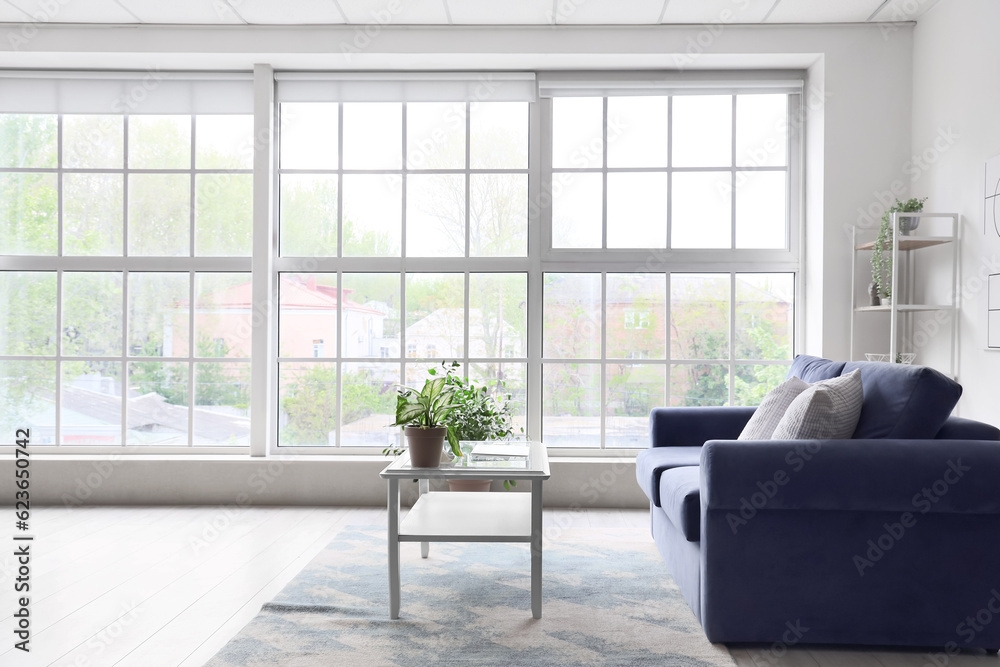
{"left": 399, "top": 491, "right": 533, "bottom": 542}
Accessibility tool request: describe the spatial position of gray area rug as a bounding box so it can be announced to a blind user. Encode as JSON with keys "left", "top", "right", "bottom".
{"left": 207, "top": 527, "right": 735, "bottom": 666}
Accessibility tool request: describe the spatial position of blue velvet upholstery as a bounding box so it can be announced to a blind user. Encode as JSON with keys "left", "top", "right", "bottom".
{"left": 636, "top": 357, "right": 1000, "bottom": 649}
{"left": 658, "top": 466, "right": 701, "bottom": 541}
{"left": 634, "top": 447, "right": 702, "bottom": 507}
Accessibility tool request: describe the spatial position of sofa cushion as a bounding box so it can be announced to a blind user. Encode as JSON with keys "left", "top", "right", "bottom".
{"left": 788, "top": 355, "right": 845, "bottom": 383}
{"left": 659, "top": 466, "right": 701, "bottom": 542}
{"left": 738, "top": 376, "right": 810, "bottom": 440}
{"left": 843, "top": 360, "right": 962, "bottom": 439}
{"left": 635, "top": 446, "right": 702, "bottom": 507}
{"left": 771, "top": 370, "right": 864, "bottom": 440}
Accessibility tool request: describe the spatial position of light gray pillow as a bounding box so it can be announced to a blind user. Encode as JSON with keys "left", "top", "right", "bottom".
{"left": 738, "top": 376, "right": 810, "bottom": 440}
{"left": 771, "top": 369, "right": 864, "bottom": 440}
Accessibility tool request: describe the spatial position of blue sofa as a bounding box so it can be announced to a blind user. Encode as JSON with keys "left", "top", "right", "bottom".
{"left": 636, "top": 355, "right": 1000, "bottom": 650}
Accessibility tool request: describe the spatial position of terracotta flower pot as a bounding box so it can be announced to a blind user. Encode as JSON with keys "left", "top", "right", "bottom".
{"left": 448, "top": 479, "right": 492, "bottom": 492}
{"left": 405, "top": 426, "right": 447, "bottom": 468}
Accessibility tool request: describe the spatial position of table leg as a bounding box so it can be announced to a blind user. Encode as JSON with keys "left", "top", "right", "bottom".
{"left": 388, "top": 477, "right": 400, "bottom": 619}
{"left": 418, "top": 478, "right": 430, "bottom": 559}
{"left": 531, "top": 479, "right": 543, "bottom": 619}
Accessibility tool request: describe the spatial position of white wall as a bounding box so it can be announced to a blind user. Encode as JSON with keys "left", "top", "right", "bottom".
{"left": 0, "top": 22, "right": 917, "bottom": 504}
{"left": 911, "top": 0, "right": 1000, "bottom": 426}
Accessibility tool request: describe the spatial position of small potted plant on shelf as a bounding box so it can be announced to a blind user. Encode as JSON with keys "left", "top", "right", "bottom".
{"left": 871, "top": 197, "right": 927, "bottom": 306}
{"left": 387, "top": 370, "right": 462, "bottom": 468}
{"left": 441, "top": 361, "right": 523, "bottom": 492}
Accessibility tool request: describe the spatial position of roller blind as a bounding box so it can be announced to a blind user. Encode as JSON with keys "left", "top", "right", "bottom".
{"left": 0, "top": 71, "right": 254, "bottom": 114}
{"left": 537, "top": 73, "right": 804, "bottom": 97}
{"left": 275, "top": 72, "right": 537, "bottom": 103}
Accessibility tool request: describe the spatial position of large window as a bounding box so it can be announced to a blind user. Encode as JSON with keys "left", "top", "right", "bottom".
{"left": 1, "top": 71, "right": 800, "bottom": 453}
{"left": 0, "top": 74, "right": 255, "bottom": 448}
{"left": 274, "top": 86, "right": 531, "bottom": 450}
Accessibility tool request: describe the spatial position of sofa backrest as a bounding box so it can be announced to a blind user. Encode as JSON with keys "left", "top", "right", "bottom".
{"left": 787, "top": 355, "right": 962, "bottom": 439}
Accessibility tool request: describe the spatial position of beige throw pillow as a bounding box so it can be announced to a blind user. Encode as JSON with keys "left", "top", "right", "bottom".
{"left": 738, "top": 376, "right": 810, "bottom": 440}
{"left": 771, "top": 369, "right": 864, "bottom": 440}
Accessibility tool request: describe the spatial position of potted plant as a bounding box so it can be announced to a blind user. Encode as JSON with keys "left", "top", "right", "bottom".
{"left": 440, "top": 361, "right": 522, "bottom": 491}
{"left": 871, "top": 197, "right": 927, "bottom": 305}
{"left": 387, "top": 371, "right": 462, "bottom": 468}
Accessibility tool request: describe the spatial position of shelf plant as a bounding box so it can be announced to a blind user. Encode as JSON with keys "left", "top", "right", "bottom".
{"left": 871, "top": 197, "right": 927, "bottom": 301}
{"left": 386, "top": 371, "right": 461, "bottom": 467}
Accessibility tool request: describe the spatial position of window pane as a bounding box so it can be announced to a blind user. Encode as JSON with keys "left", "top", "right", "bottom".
{"left": 736, "top": 94, "right": 787, "bottom": 167}
{"left": 195, "top": 173, "right": 253, "bottom": 256}
{"left": 407, "top": 102, "right": 465, "bottom": 170}
{"left": 406, "top": 173, "right": 465, "bottom": 257}
{"left": 0, "top": 361, "right": 55, "bottom": 443}
{"left": 470, "top": 102, "right": 528, "bottom": 169}
{"left": 195, "top": 273, "right": 252, "bottom": 359}
{"left": 0, "top": 172, "right": 57, "bottom": 255}
{"left": 342, "top": 174, "right": 401, "bottom": 257}
{"left": 672, "top": 95, "right": 732, "bottom": 168}
{"left": 735, "top": 171, "right": 786, "bottom": 249}
{"left": 280, "top": 103, "right": 338, "bottom": 170}
{"left": 279, "top": 362, "right": 336, "bottom": 447}
{"left": 607, "top": 172, "right": 668, "bottom": 248}
{"left": 671, "top": 274, "right": 729, "bottom": 361}
{"left": 469, "top": 273, "right": 527, "bottom": 359}
{"left": 279, "top": 273, "right": 338, "bottom": 359}
{"left": 735, "top": 273, "right": 794, "bottom": 360}
{"left": 63, "top": 115, "right": 123, "bottom": 169}
{"left": 544, "top": 273, "right": 601, "bottom": 359}
{"left": 62, "top": 361, "right": 122, "bottom": 445}
{"left": 543, "top": 363, "right": 600, "bottom": 447}
{"left": 194, "top": 361, "right": 249, "bottom": 445}
{"left": 607, "top": 96, "right": 668, "bottom": 168}
{"left": 342, "top": 362, "right": 400, "bottom": 447}
{"left": 63, "top": 272, "right": 122, "bottom": 357}
{"left": 343, "top": 103, "right": 401, "bottom": 170}
{"left": 126, "top": 361, "right": 188, "bottom": 445}
{"left": 0, "top": 272, "right": 56, "bottom": 355}
{"left": 671, "top": 364, "right": 729, "bottom": 407}
{"left": 470, "top": 173, "right": 527, "bottom": 257}
{"left": 468, "top": 362, "right": 527, "bottom": 434}
{"left": 128, "top": 115, "right": 190, "bottom": 169}
{"left": 552, "top": 97, "right": 603, "bottom": 169}
{"left": 279, "top": 174, "right": 338, "bottom": 257}
{"left": 671, "top": 171, "right": 731, "bottom": 249}
{"left": 128, "top": 174, "right": 190, "bottom": 256}
{"left": 196, "top": 115, "right": 253, "bottom": 169}
{"left": 607, "top": 364, "right": 665, "bottom": 448}
{"left": 0, "top": 114, "right": 57, "bottom": 168}
{"left": 735, "top": 364, "right": 788, "bottom": 407}
{"left": 405, "top": 273, "right": 465, "bottom": 359}
{"left": 64, "top": 173, "right": 123, "bottom": 256}
{"left": 128, "top": 272, "right": 190, "bottom": 358}
{"left": 552, "top": 172, "right": 602, "bottom": 249}
{"left": 342, "top": 273, "right": 400, "bottom": 359}
{"left": 606, "top": 273, "right": 666, "bottom": 359}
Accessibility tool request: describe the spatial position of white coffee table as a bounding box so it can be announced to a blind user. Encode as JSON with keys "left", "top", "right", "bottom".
{"left": 379, "top": 441, "right": 551, "bottom": 619}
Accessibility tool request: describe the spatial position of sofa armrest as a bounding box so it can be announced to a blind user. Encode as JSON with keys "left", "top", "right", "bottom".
{"left": 649, "top": 407, "right": 756, "bottom": 448}
{"left": 701, "top": 439, "right": 1000, "bottom": 515}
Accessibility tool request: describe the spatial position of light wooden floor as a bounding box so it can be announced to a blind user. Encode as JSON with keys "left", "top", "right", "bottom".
{"left": 0, "top": 506, "right": 995, "bottom": 667}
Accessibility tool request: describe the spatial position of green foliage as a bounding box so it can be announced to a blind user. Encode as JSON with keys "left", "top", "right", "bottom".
{"left": 442, "top": 361, "right": 521, "bottom": 442}
{"left": 281, "top": 364, "right": 337, "bottom": 446}
{"left": 872, "top": 197, "right": 926, "bottom": 299}
{"left": 388, "top": 367, "right": 461, "bottom": 456}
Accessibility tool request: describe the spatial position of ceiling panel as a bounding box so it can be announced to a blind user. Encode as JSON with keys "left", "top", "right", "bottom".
{"left": 557, "top": 0, "right": 663, "bottom": 25}
{"left": 661, "top": 0, "right": 774, "bottom": 24}
{"left": 765, "top": 0, "right": 886, "bottom": 23}
{"left": 445, "top": 0, "right": 552, "bottom": 25}
{"left": 340, "top": 0, "right": 447, "bottom": 24}
{"left": 9, "top": 0, "right": 138, "bottom": 23}
{"left": 236, "top": 0, "right": 347, "bottom": 24}
{"left": 118, "top": 0, "right": 244, "bottom": 24}
{"left": 871, "top": 0, "right": 943, "bottom": 21}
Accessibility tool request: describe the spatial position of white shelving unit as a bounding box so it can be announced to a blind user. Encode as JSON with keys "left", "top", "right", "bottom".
{"left": 849, "top": 212, "right": 960, "bottom": 376}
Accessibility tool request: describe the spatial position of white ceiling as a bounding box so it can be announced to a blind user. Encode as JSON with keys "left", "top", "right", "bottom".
{"left": 0, "top": 0, "right": 942, "bottom": 25}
